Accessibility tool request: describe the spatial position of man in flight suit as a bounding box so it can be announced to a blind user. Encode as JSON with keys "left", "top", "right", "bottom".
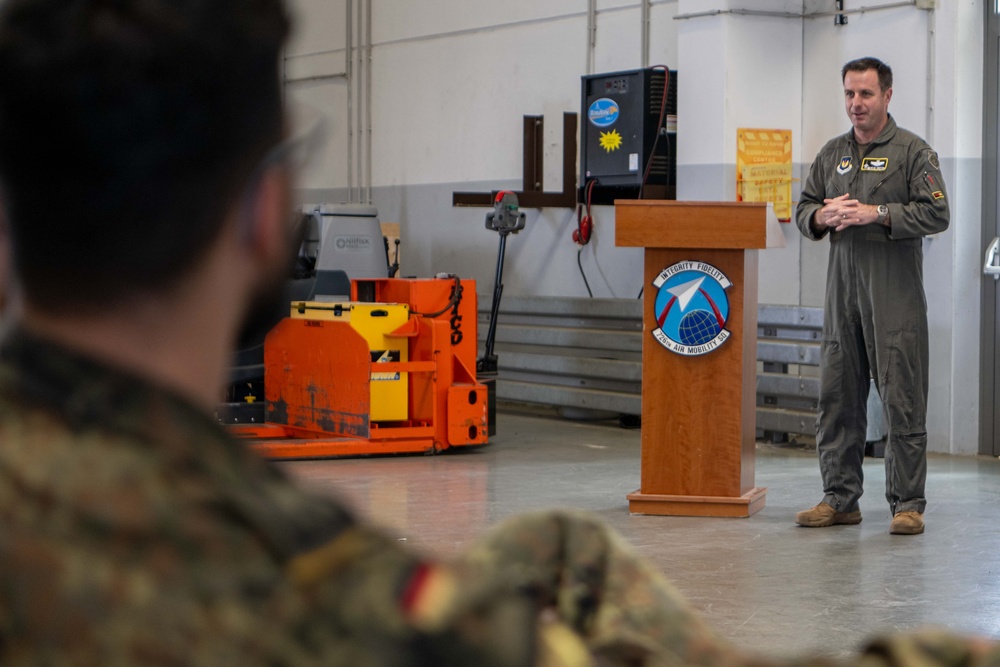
{"left": 794, "top": 57, "right": 949, "bottom": 535}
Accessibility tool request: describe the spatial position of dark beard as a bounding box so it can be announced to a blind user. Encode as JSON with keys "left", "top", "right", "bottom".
{"left": 234, "top": 211, "right": 310, "bottom": 352}
{"left": 234, "top": 275, "right": 290, "bottom": 352}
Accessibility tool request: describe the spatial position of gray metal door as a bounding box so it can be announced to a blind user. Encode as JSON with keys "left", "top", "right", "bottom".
{"left": 981, "top": 1, "right": 1000, "bottom": 455}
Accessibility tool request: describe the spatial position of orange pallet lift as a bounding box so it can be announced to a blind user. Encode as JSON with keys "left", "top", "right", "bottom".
{"left": 229, "top": 276, "right": 490, "bottom": 459}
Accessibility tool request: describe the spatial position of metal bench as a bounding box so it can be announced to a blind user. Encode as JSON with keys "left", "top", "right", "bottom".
{"left": 477, "top": 296, "right": 642, "bottom": 416}
{"left": 755, "top": 305, "right": 823, "bottom": 442}
{"left": 478, "top": 297, "right": 884, "bottom": 446}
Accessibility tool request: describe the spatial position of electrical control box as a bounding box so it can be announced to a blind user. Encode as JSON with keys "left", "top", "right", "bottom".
{"left": 579, "top": 67, "right": 677, "bottom": 205}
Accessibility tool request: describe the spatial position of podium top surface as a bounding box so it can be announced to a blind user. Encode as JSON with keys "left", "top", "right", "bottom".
{"left": 615, "top": 200, "right": 768, "bottom": 250}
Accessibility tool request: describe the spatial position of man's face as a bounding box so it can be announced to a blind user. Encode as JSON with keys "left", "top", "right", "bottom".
{"left": 235, "top": 168, "right": 297, "bottom": 351}
{"left": 235, "top": 245, "right": 293, "bottom": 351}
{"left": 843, "top": 68, "right": 891, "bottom": 139}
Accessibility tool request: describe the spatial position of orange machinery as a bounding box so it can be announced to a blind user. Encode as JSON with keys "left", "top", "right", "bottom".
{"left": 229, "top": 276, "right": 490, "bottom": 459}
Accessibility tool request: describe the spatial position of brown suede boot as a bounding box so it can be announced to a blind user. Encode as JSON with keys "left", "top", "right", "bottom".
{"left": 890, "top": 510, "right": 924, "bottom": 535}
{"left": 795, "top": 502, "right": 863, "bottom": 527}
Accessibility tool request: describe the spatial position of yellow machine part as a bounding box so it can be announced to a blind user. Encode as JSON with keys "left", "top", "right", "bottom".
{"left": 290, "top": 301, "right": 410, "bottom": 421}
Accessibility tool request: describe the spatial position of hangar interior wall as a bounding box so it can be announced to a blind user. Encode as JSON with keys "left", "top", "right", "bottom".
{"left": 285, "top": 0, "right": 984, "bottom": 455}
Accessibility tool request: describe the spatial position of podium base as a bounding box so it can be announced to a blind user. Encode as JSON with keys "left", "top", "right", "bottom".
{"left": 627, "top": 487, "right": 767, "bottom": 518}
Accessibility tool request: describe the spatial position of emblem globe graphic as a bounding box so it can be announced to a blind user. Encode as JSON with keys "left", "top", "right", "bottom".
{"left": 678, "top": 309, "right": 722, "bottom": 346}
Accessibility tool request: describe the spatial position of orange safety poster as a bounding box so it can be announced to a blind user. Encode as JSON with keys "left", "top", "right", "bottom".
{"left": 737, "top": 128, "right": 792, "bottom": 221}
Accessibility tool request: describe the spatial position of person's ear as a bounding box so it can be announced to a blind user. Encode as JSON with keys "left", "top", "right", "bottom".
{"left": 244, "top": 165, "right": 292, "bottom": 262}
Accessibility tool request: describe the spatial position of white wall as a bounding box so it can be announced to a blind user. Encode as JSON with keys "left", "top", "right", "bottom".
{"left": 938, "top": 0, "right": 984, "bottom": 455}
{"left": 284, "top": 0, "right": 350, "bottom": 190}
{"left": 676, "top": 0, "right": 803, "bottom": 305}
{"left": 288, "top": 1, "right": 682, "bottom": 301}
{"left": 287, "top": 0, "right": 986, "bottom": 453}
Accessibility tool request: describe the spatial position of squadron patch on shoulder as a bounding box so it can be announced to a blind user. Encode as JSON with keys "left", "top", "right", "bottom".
{"left": 836, "top": 156, "right": 853, "bottom": 175}
{"left": 927, "top": 150, "right": 940, "bottom": 170}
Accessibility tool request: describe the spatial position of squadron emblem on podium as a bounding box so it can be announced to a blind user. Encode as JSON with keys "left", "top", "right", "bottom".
{"left": 652, "top": 261, "right": 732, "bottom": 356}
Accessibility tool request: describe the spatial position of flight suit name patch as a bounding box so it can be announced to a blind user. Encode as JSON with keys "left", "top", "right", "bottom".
{"left": 861, "top": 157, "right": 889, "bottom": 172}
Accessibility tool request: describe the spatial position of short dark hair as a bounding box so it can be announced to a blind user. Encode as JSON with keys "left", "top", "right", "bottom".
{"left": 0, "top": 0, "right": 291, "bottom": 310}
{"left": 842, "top": 57, "right": 892, "bottom": 92}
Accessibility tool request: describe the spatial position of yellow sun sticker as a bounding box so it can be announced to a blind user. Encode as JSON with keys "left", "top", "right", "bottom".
{"left": 599, "top": 129, "right": 623, "bottom": 152}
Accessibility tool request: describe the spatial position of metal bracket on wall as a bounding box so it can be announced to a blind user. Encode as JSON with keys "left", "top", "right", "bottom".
{"left": 452, "top": 112, "right": 578, "bottom": 209}
{"left": 834, "top": 0, "right": 848, "bottom": 25}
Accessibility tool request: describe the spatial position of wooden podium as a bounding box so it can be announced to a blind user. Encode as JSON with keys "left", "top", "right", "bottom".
{"left": 616, "top": 201, "right": 768, "bottom": 518}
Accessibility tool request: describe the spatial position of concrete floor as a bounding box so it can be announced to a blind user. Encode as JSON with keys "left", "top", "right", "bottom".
{"left": 282, "top": 407, "right": 1000, "bottom": 660}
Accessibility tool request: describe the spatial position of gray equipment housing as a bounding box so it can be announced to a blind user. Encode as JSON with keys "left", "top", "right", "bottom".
{"left": 301, "top": 203, "right": 389, "bottom": 288}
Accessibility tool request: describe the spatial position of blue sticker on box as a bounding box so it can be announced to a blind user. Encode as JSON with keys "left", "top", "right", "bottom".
{"left": 588, "top": 98, "right": 620, "bottom": 127}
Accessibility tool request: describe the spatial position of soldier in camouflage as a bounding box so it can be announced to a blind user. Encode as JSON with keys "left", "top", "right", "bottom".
{"left": 0, "top": 1, "right": 996, "bottom": 666}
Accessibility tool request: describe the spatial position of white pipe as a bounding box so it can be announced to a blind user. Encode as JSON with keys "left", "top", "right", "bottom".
{"left": 641, "top": 0, "right": 650, "bottom": 68}
{"left": 926, "top": 6, "right": 935, "bottom": 145}
{"left": 674, "top": 8, "right": 799, "bottom": 20}
{"left": 674, "top": 2, "right": 919, "bottom": 21}
{"left": 282, "top": 47, "right": 349, "bottom": 82}
{"left": 586, "top": 0, "right": 595, "bottom": 74}
{"left": 804, "top": 1, "right": 917, "bottom": 18}
{"left": 285, "top": 47, "right": 349, "bottom": 60}
{"left": 346, "top": 0, "right": 354, "bottom": 203}
{"left": 366, "top": 0, "right": 373, "bottom": 204}
{"left": 371, "top": 4, "right": 659, "bottom": 50}
{"left": 355, "top": 0, "right": 364, "bottom": 204}
{"left": 284, "top": 72, "right": 349, "bottom": 83}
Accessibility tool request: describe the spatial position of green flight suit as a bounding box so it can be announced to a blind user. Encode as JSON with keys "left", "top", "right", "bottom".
{"left": 796, "top": 114, "right": 950, "bottom": 515}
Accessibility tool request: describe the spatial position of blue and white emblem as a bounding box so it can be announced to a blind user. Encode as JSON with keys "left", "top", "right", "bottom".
{"left": 588, "top": 98, "right": 620, "bottom": 127}
{"left": 836, "top": 155, "right": 853, "bottom": 175}
{"left": 652, "top": 261, "right": 732, "bottom": 356}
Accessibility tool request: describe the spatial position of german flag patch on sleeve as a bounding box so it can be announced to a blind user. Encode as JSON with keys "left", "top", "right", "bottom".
{"left": 400, "top": 563, "right": 459, "bottom": 631}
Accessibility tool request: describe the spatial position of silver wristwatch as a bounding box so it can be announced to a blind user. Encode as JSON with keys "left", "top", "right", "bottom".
{"left": 876, "top": 204, "right": 889, "bottom": 225}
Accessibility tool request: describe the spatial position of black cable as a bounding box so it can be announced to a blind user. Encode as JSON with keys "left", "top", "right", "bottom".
{"left": 577, "top": 248, "right": 593, "bottom": 298}
{"left": 637, "top": 287, "right": 643, "bottom": 299}
{"left": 410, "top": 274, "right": 463, "bottom": 318}
{"left": 638, "top": 66, "right": 671, "bottom": 200}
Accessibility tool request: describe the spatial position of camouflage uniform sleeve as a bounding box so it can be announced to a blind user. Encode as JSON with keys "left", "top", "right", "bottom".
{"left": 0, "top": 526, "right": 316, "bottom": 666}
{"left": 734, "top": 632, "right": 1000, "bottom": 667}
{"left": 287, "top": 524, "right": 540, "bottom": 667}
{"left": 455, "top": 510, "right": 732, "bottom": 667}
{"left": 287, "top": 509, "right": 719, "bottom": 667}
{"left": 853, "top": 631, "right": 1000, "bottom": 667}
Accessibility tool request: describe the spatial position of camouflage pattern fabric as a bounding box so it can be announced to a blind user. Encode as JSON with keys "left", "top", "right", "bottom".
{"left": 0, "top": 329, "right": 532, "bottom": 666}
{"left": 0, "top": 328, "right": 998, "bottom": 667}
{"left": 457, "top": 511, "right": 728, "bottom": 667}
